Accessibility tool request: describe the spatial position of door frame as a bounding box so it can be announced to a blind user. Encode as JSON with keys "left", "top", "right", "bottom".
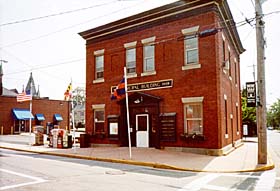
{"left": 136, "top": 114, "right": 149, "bottom": 147}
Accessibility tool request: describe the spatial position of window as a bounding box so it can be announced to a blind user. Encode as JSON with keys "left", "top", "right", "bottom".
{"left": 184, "top": 35, "right": 198, "bottom": 65}
{"left": 228, "top": 50, "right": 231, "bottom": 77}
{"left": 126, "top": 48, "right": 136, "bottom": 74}
{"left": 224, "top": 96, "right": 228, "bottom": 137}
{"left": 234, "top": 59, "right": 238, "bottom": 85}
{"left": 95, "top": 55, "right": 104, "bottom": 80}
{"left": 222, "top": 39, "right": 226, "bottom": 63}
{"left": 236, "top": 103, "right": 239, "bottom": 133}
{"left": 94, "top": 109, "right": 105, "bottom": 133}
{"left": 181, "top": 26, "right": 200, "bottom": 70}
{"left": 92, "top": 104, "right": 105, "bottom": 134}
{"left": 182, "top": 97, "right": 203, "bottom": 135}
{"left": 143, "top": 44, "right": 155, "bottom": 72}
{"left": 141, "top": 36, "right": 156, "bottom": 75}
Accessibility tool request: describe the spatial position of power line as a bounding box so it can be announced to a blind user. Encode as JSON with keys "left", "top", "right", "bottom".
{"left": 0, "top": 0, "right": 147, "bottom": 48}
{"left": 5, "top": 58, "right": 85, "bottom": 76}
{"left": 0, "top": 1, "right": 118, "bottom": 27}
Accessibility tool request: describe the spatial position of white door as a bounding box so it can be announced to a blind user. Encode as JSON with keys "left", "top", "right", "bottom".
{"left": 136, "top": 114, "right": 149, "bottom": 147}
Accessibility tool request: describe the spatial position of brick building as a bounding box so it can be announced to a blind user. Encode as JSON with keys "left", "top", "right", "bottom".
{"left": 0, "top": 67, "right": 70, "bottom": 135}
{"left": 79, "top": 0, "right": 245, "bottom": 155}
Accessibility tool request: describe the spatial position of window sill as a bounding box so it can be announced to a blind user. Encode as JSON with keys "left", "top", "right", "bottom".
{"left": 182, "top": 63, "right": 201, "bottom": 71}
{"left": 180, "top": 133, "right": 205, "bottom": 141}
{"left": 93, "top": 79, "right": 104, "bottom": 84}
{"left": 127, "top": 73, "right": 137, "bottom": 78}
{"left": 141, "top": 71, "right": 156, "bottom": 77}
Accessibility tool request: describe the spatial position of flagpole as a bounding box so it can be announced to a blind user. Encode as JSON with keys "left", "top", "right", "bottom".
{"left": 29, "top": 81, "right": 32, "bottom": 145}
{"left": 124, "top": 67, "right": 132, "bottom": 159}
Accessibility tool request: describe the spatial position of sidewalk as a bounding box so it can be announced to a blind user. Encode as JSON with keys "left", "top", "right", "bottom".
{"left": 0, "top": 134, "right": 274, "bottom": 173}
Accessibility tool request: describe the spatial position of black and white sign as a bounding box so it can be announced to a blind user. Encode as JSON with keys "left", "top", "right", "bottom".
{"left": 246, "top": 82, "right": 256, "bottom": 107}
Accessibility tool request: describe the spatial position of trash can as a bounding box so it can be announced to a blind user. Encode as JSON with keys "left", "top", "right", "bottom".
{"left": 34, "top": 126, "right": 44, "bottom": 145}
{"left": 67, "top": 135, "right": 72, "bottom": 148}
{"left": 80, "top": 134, "right": 90, "bottom": 148}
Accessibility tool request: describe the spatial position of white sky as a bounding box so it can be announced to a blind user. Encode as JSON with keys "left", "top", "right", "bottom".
{"left": 0, "top": 0, "right": 279, "bottom": 107}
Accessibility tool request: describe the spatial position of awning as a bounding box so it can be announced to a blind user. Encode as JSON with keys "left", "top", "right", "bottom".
{"left": 12, "top": 109, "right": 34, "bottom": 120}
{"left": 54, "top": 114, "right": 63, "bottom": 121}
{"left": 35, "top": 114, "right": 45, "bottom": 121}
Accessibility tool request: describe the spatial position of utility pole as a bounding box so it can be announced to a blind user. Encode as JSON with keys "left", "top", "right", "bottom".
{"left": 255, "top": 0, "right": 267, "bottom": 164}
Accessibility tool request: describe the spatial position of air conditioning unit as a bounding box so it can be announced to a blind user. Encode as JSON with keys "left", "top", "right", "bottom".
{"left": 223, "top": 60, "right": 230, "bottom": 70}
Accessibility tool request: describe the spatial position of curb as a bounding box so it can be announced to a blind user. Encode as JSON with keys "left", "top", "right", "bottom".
{"left": 0, "top": 145, "right": 275, "bottom": 173}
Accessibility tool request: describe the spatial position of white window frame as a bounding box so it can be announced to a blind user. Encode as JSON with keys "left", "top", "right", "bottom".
{"left": 93, "top": 49, "right": 105, "bottom": 83}
{"left": 124, "top": 41, "right": 137, "bottom": 77}
{"left": 181, "top": 26, "right": 200, "bottom": 70}
{"left": 141, "top": 36, "right": 156, "bottom": 76}
{"left": 182, "top": 97, "right": 203, "bottom": 135}
{"left": 92, "top": 104, "right": 105, "bottom": 134}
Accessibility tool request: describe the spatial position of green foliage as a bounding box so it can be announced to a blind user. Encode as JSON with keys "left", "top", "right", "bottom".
{"left": 267, "top": 99, "right": 280, "bottom": 128}
{"left": 241, "top": 96, "right": 256, "bottom": 125}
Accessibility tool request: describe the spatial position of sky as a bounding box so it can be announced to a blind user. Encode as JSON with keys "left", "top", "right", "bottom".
{"left": 0, "top": 0, "right": 279, "bottom": 107}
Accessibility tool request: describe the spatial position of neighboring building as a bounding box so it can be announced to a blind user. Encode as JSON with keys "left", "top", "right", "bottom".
{"left": 79, "top": 0, "right": 245, "bottom": 155}
{"left": 0, "top": 65, "right": 70, "bottom": 135}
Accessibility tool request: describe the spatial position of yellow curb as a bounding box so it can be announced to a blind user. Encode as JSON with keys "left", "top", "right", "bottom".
{"left": 0, "top": 145, "right": 275, "bottom": 173}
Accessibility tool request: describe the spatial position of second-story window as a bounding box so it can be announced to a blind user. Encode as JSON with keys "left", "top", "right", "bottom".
{"left": 185, "top": 35, "right": 198, "bottom": 65}
{"left": 181, "top": 26, "right": 200, "bottom": 70}
{"left": 95, "top": 54, "right": 104, "bottom": 80}
{"left": 143, "top": 44, "right": 155, "bottom": 72}
{"left": 141, "top": 36, "right": 156, "bottom": 75}
{"left": 126, "top": 48, "right": 136, "bottom": 74}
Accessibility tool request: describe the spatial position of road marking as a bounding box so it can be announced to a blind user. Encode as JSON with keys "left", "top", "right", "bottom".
{"left": 178, "top": 174, "right": 220, "bottom": 191}
{"left": 0, "top": 169, "right": 47, "bottom": 190}
{"left": 254, "top": 171, "right": 276, "bottom": 191}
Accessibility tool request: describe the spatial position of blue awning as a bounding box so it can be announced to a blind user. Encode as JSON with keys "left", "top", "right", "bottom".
{"left": 35, "top": 114, "right": 45, "bottom": 121}
{"left": 12, "top": 109, "right": 34, "bottom": 120}
{"left": 54, "top": 114, "right": 63, "bottom": 121}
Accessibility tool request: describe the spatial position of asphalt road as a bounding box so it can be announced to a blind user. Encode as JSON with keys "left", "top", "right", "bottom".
{"left": 0, "top": 130, "right": 279, "bottom": 191}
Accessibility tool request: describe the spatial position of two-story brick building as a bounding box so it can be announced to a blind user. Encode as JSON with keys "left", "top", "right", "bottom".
{"left": 79, "top": 0, "right": 245, "bottom": 155}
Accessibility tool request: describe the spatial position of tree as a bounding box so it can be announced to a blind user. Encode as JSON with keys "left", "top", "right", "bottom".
{"left": 241, "top": 88, "right": 257, "bottom": 126}
{"left": 267, "top": 99, "right": 280, "bottom": 129}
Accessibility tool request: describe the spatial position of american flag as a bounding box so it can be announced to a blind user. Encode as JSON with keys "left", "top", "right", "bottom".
{"left": 16, "top": 91, "right": 32, "bottom": 102}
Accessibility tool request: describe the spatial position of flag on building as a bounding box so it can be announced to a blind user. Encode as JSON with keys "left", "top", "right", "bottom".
{"left": 64, "top": 82, "right": 72, "bottom": 100}
{"left": 17, "top": 90, "right": 32, "bottom": 102}
{"left": 111, "top": 78, "right": 125, "bottom": 100}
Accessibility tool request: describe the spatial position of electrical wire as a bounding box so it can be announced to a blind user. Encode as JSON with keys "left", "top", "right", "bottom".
{"left": 0, "top": 1, "right": 118, "bottom": 27}
{"left": 0, "top": 0, "right": 147, "bottom": 48}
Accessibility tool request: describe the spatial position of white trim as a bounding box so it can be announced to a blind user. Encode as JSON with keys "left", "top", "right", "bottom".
{"left": 225, "top": 134, "right": 229, "bottom": 139}
{"left": 222, "top": 33, "right": 225, "bottom": 41}
{"left": 92, "top": 104, "right": 105, "bottom": 109}
{"left": 230, "top": 114, "right": 233, "bottom": 119}
{"left": 182, "top": 64, "right": 201, "bottom": 70}
{"left": 181, "top": 25, "right": 199, "bottom": 35}
{"left": 93, "top": 79, "right": 104, "bottom": 84}
{"left": 141, "top": 71, "right": 156, "bottom": 77}
{"left": 141, "top": 36, "right": 156, "bottom": 44}
{"left": 181, "top": 96, "right": 204, "bottom": 103}
{"left": 124, "top": 41, "right": 137, "bottom": 48}
{"left": 94, "top": 49, "right": 105, "bottom": 55}
{"left": 236, "top": 102, "right": 239, "bottom": 107}
{"left": 224, "top": 94, "right": 227, "bottom": 100}
{"left": 127, "top": 73, "right": 137, "bottom": 78}
{"left": 227, "top": 45, "right": 231, "bottom": 52}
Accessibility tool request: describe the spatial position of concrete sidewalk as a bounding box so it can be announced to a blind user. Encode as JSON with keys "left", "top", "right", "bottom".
{"left": 0, "top": 134, "right": 274, "bottom": 173}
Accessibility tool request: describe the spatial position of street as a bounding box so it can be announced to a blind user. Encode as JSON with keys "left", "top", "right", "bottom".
{"left": 0, "top": 130, "right": 279, "bottom": 191}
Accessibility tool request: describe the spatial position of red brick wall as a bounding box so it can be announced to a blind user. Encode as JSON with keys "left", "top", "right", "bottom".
{"left": 0, "top": 96, "right": 70, "bottom": 134}
{"left": 85, "top": 11, "right": 242, "bottom": 149}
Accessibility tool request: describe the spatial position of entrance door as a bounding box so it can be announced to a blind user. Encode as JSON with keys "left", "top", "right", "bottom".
{"left": 136, "top": 114, "right": 149, "bottom": 147}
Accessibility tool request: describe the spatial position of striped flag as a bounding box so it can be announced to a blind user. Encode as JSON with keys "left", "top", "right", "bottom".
{"left": 17, "top": 91, "right": 32, "bottom": 102}
{"left": 111, "top": 78, "right": 125, "bottom": 100}
{"left": 64, "top": 82, "right": 72, "bottom": 100}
